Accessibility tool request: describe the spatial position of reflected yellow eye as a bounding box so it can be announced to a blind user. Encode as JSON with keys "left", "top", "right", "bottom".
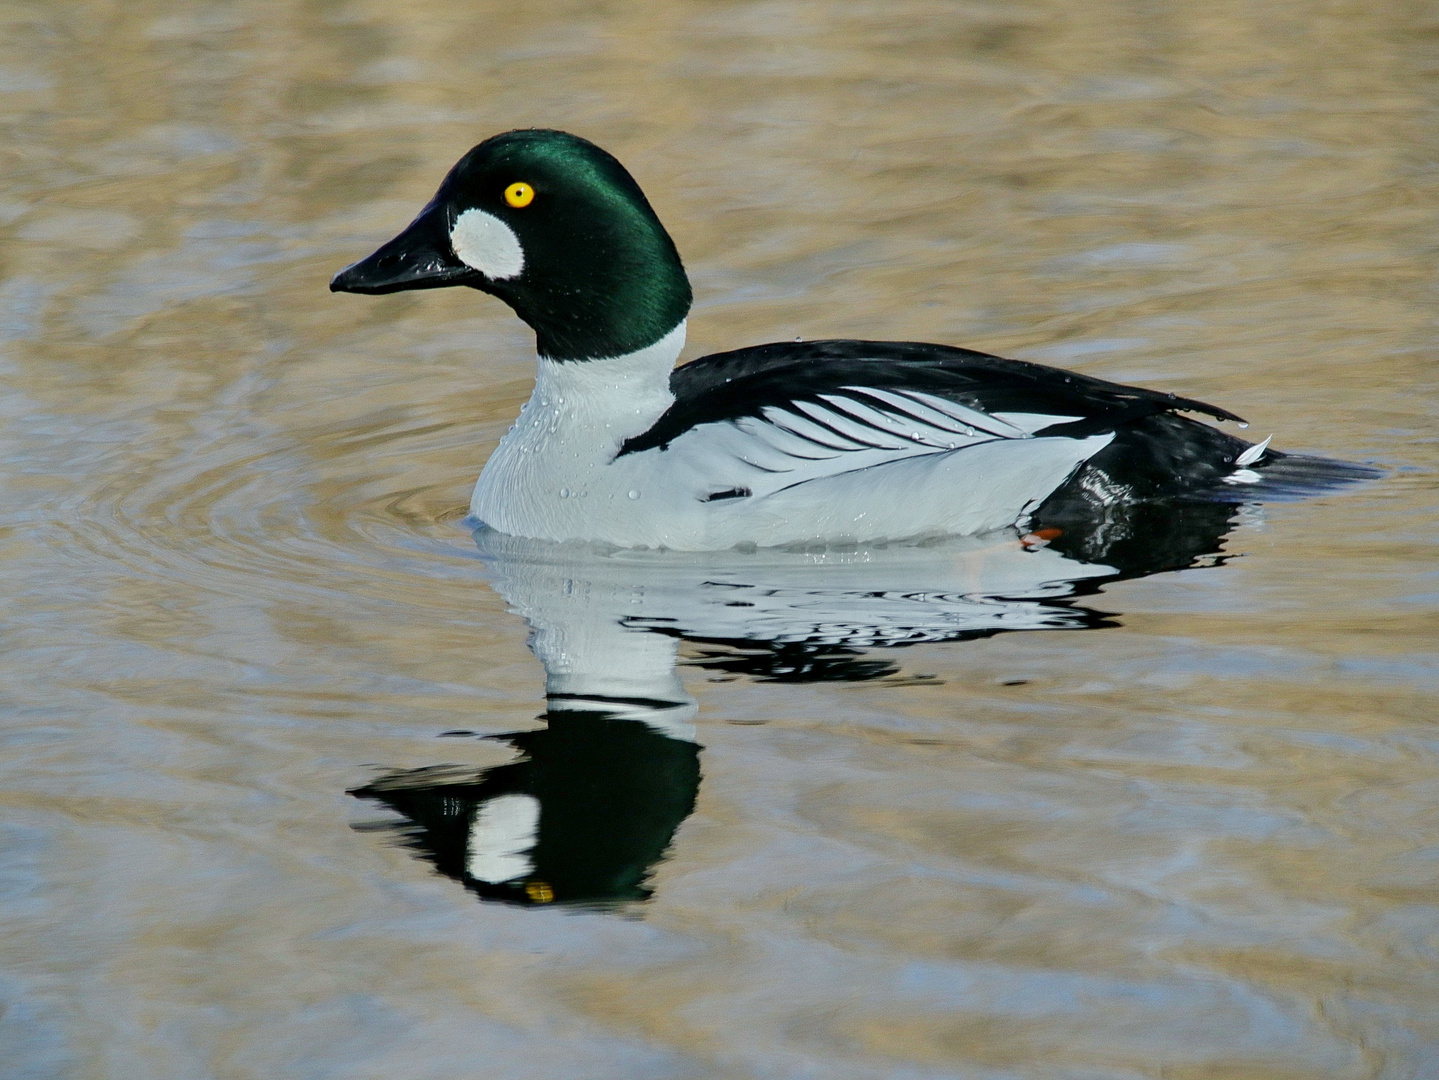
{"left": 504, "top": 182, "right": 535, "bottom": 208}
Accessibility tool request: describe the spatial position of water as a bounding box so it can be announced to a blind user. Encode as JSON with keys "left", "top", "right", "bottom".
{"left": 2, "top": 1, "right": 1436, "bottom": 1077}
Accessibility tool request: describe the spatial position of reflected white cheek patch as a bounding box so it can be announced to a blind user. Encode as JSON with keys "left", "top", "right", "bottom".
{"left": 451, "top": 208, "right": 525, "bottom": 280}
{"left": 466, "top": 793, "right": 540, "bottom": 883}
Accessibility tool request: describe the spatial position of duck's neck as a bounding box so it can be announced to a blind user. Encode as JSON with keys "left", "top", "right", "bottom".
{"left": 470, "top": 322, "right": 687, "bottom": 532}
{"left": 528, "top": 320, "right": 686, "bottom": 437}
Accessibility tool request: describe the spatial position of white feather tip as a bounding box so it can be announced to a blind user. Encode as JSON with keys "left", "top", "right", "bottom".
{"left": 1235, "top": 435, "right": 1272, "bottom": 468}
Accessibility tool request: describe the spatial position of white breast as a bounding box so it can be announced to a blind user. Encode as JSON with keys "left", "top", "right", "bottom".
{"left": 470, "top": 323, "right": 702, "bottom": 543}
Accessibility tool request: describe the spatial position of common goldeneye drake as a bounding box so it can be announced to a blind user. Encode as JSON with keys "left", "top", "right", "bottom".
{"left": 331, "top": 128, "right": 1306, "bottom": 551}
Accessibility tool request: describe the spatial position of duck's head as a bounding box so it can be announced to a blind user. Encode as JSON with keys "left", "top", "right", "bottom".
{"left": 331, "top": 129, "right": 691, "bottom": 362}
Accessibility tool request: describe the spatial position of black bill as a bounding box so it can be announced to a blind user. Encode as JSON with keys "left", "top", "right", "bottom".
{"left": 330, "top": 202, "right": 481, "bottom": 295}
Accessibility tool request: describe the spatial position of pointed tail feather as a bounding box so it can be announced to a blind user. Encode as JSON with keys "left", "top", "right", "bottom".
{"left": 1240, "top": 451, "right": 1383, "bottom": 500}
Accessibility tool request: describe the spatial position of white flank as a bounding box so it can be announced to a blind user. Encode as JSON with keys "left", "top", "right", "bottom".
{"left": 466, "top": 794, "right": 540, "bottom": 884}
{"left": 451, "top": 208, "right": 524, "bottom": 280}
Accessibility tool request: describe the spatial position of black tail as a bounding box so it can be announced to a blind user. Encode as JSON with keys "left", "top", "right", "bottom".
{"left": 1038, "top": 412, "right": 1378, "bottom": 517}
{"left": 1238, "top": 451, "right": 1383, "bottom": 501}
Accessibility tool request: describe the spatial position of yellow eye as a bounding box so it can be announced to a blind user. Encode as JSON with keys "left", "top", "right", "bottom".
{"left": 504, "top": 182, "right": 535, "bottom": 208}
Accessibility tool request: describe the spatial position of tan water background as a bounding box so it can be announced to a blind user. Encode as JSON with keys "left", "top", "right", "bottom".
{"left": 3, "top": 1, "right": 1438, "bottom": 1077}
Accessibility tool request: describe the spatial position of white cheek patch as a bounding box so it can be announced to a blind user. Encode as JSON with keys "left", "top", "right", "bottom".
{"left": 451, "top": 208, "right": 525, "bottom": 280}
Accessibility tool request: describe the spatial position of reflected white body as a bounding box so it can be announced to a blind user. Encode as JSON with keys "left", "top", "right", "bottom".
{"left": 469, "top": 322, "right": 1113, "bottom": 551}
{"left": 461, "top": 528, "right": 1123, "bottom": 889}
{"left": 477, "top": 527, "right": 1119, "bottom": 735}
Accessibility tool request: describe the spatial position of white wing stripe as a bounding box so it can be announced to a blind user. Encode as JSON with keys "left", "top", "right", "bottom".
{"left": 899, "top": 389, "right": 1027, "bottom": 439}
{"left": 790, "top": 400, "right": 909, "bottom": 449}
{"left": 816, "top": 392, "right": 933, "bottom": 441}
{"left": 846, "top": 386, "right": 992, "bottom": 440}
{"left": 818, "top": 392, "right": 974, "bottom": 446}
{"left": 762, "top": 407, "right": 874, "bottom": 452}
{"left": 844, "top": 386, "right": 968, "bottom": 431}
{"left": 707, "top": 419, "right": 800, "bottom": 472}
{"left": 744, "top": 412, "right": 843, "bottom": 460}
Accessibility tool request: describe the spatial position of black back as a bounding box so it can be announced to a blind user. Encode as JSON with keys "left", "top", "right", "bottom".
{"left": 619, "top": 339, "right": 1244, "bottom": 457}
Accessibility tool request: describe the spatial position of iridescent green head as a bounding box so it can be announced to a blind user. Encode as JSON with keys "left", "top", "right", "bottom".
{"left": 332, "top": 129, "right": 691, "bottom": 361}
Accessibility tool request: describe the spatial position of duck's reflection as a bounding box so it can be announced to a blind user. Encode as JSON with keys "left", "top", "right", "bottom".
{"left": 351, "top": 496, "right": 1243, "bottom": 908}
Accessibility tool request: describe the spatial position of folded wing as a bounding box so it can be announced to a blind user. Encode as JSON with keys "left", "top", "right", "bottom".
{"left": 617, "top": 339, "right": 1241, "bottom": 503}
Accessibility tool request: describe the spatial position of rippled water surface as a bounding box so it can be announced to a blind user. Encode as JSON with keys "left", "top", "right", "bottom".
{"left": 3, "top": 1, "right": 1437, "bottom": 1077}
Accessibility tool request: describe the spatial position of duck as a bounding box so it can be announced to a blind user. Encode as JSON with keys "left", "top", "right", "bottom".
{"left": 331, "top": 128, "right": 1312, "bottom": 551}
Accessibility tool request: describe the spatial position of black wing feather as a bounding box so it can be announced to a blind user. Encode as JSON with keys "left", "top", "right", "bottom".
{"left": 617, "top": 339, "right": 1242, "bottom": 457}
